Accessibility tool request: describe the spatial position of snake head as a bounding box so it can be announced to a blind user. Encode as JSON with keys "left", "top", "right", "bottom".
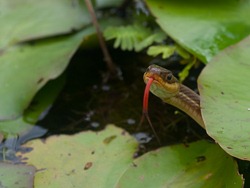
{"left": 143, "top": 64, "right": 180, "bottom": 101}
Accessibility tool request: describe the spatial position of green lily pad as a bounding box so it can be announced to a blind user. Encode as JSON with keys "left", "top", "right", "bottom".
{"left": 198, "top": 36, "right": 250, "bottom": 160}
{"left": 0, "top": 0, "right": 89, "bottom": 50}
{"left": 18, "top": 126, "right": 243, "bottom": 187}
{"left": 0, "top": 74, "right": 64, "bottom": 138}
{"left": 145, "top": 0, "right": 250, "bottom": 62}
{"left": 0, "top": 162, "right": 36, "bottom": 188}
{"left": 23, "top": 73, "right": 65, "bottom": 124}
{"left": 0, "top": 118, "right": 33, "bottom": 139}
{"left": 0, "top": 30, "right": 87, "bottom": 120}
{"left": 19, "top": 125, "right": 138, "bottom": 188}
{"left": 117, "top": 141, "right": 243, "bottom": 188}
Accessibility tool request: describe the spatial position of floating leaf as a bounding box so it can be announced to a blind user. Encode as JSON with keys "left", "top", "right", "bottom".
{"left": 0, "top": 0, "right": 89, "bottom": 50}
{"left": 0, "top": 74, "right": 64, "bottom": 139}
{"left": 0, "top": 162, "right": 36, "bottom": 188}
{"left": 117, "top": 141, "right": 243, "bottom": 188}
{"left": 0, "top": 30, "right": 88, "bottom": 120}
{"left": 17, "top": 126, "right": 243, "bottom": 187}
{"left": 23, "top": 74, "right": 65, "bottom": 124}
{"left": 198, "top": 36, "right": 250, "bottom": 160}
{"left": 0, "top": 0, "right": 94, "bottom": 120}
{"left": 146, "top": 0, "right": 250, "bottom": 62}
{"left": 18, "top": 125, "right": 138, "bottom": 188}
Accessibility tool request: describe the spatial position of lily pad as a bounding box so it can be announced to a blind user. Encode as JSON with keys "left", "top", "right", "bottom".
{"left": 0, "top": 162, "right": 36, "bottom": 188}
{"left": 19, "top": 125, "right": 138, "bottom": 188}
{"left": 198, "top": 36, "right": 250, "bottom": 160}
{"left": 18, "top": 126, "right": 243, "bottom": 187}
{"left": 145, "top": 0, "right": 250, "bottom": 62}
{"left": 0, "top": 0, "right": 89, "bottom": 50}
{"left": 117, "top": 141, "right": 243, "bottom": 188}
{"left": 0, "top": 75, "right": 64, "bottom": 138}
{"left": 0, "top": 30, "right": 87, "bottom": 120}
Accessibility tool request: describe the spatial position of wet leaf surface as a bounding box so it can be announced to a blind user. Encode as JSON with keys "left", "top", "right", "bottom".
{"left": 198, "top": 36, "right": 250, "bottom": 160}
{"left": 0, "top": 162, "right": 36, "bottom": 188}
{"left": 0, "top": 75, "right": 64, "bottom": 140}
{"left": 146, "top": 0, "right": 250, "bottom": 62}
{"left": 117, "top": 140, "right": 243, "bottom": 188}
{"left": 0, "top": 30, "right": 87, "bottom": 120}
{"left": 0, "top": 0, "right": 89, "bottom": 50}
{"left": 18, "top": 125, "right": 138, "bottom": 188}
{"left": 17, "top": 128, "right": 243, "bottom": 188}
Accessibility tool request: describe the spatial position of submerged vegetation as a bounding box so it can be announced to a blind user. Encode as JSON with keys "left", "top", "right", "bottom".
{"left": 0, "top": 0, "right": 250, "bottom": 187}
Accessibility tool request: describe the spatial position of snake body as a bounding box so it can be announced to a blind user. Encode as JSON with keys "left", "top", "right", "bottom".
{"left": 143, "top": 64, "right": 205, "bottom": 129}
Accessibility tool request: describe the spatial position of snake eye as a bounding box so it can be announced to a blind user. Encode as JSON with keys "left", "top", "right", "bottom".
{"left": 166, "top": 74, "right": 172, "bottom": 81}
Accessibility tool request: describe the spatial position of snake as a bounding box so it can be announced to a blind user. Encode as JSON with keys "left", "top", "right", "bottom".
{"left": 143, "top": 64, "right": 205, "bottom": 129}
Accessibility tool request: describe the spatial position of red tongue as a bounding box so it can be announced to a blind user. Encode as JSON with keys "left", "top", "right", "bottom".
{"left": 143, "top": 78, "right": 154, "bottom": 114}
{"left": 141, "top": 77, "right": 161, "bottom": 144}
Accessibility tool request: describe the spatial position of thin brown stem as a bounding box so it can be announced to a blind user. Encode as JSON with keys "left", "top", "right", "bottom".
{"left": 84, "top": 0, "right": 117, "bottom": 75}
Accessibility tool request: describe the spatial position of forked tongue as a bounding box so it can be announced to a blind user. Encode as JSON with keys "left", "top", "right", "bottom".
{"left": 140, "top": 77, "right": 161, "bottom": 145}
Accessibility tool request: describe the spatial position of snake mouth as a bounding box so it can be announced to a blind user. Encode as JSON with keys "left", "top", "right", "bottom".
{"left": 143, "top": 66, "right": 181, "bottom": 104}
{"left": 144, "top": 72, "right": 163, "bottom": 87}
{"left": 144, "top": 72, "right": 179, "bottom": 95}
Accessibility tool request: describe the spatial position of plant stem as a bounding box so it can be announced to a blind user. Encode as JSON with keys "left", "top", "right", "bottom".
{"left": 84, "top": 0, "right": 117, "bottom": 75}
